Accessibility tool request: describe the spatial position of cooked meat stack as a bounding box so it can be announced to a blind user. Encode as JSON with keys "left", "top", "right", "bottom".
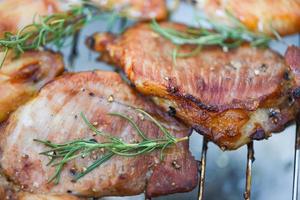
{"left": 0, "top": 51, "right": 64, "bottom": 123}
{"left": 88, "top": 22, "right": 300, "bottom": 150}
{"left": 0, "top": 71, "right": 198, "bottom": 198}
{"left": 196, "top": 0, "right": 300, "bottom": 36}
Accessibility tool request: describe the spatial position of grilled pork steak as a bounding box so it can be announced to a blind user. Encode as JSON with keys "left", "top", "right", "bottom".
{"left": 88, "top": 22, "right": 300, "bottom": 150}
{"left": 0, "top": 71, "right": 197, "bottom": 198}
{"left": 196, "top": 0, "right": 300, "bottom": 36}
{"left": 0, "top": 51, "right": 64, "bottom": 123}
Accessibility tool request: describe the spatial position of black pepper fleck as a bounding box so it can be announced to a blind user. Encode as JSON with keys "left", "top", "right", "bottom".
{"left": 293, "top": 87, "right": 300, "bottom": 99}
{"left": 89, "top": 92, "right": 95, "bottom": 97}
{"left": 69, "top": 168, "right": 77, "bottom": 176}
{"left": 260, "top": 63, "right": 268, "bottom": 72}
{"left": 167, "top": 106, "right": 176, "bottom": 117}
{"left": 283, "top": 71, "right": 290, "bottom": 80}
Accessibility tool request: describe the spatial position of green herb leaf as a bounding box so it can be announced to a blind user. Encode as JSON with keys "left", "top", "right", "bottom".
{"left": 151, "top": 12, "right": 273, "bottom": 61}
{"left": 35, "top": 109, "right": 188, "bottom": 184}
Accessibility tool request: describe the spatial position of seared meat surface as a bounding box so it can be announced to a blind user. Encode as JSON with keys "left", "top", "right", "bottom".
{"left": 196, "top": 0, "right": 300, "bottom": 36}
{"left": 88, "top": 22, "right": 300, "bottom": 150}
{"left": 0, "top": 71, "right": 197, "bottom": 198}
{"left": 0, "top": 51, "right": 64, "bottom": 123}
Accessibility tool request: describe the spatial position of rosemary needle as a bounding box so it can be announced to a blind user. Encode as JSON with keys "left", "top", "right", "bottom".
{"left": 0, "top": 5, "right": 95, "bottom": 68}
{"left": 151, "top": 12, "right": 273, "bottom": 60}
{"left": 0, "top": 2, "right": 129, "bottom": 69}
{"left": 34, "top": 109, "right": 188, "bottom": 184}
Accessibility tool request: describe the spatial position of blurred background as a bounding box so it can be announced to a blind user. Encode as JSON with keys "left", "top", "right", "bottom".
{"left": 60, "top": 1, "right": 300, "bottom": 200}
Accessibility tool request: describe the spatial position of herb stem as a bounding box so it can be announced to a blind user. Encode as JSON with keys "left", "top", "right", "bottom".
{"left": 35, "top": 109, "right": 188, "bottom": 184}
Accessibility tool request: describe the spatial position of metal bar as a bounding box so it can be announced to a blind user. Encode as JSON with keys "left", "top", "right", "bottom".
{"left": 244, "top": 142, "right": 254, "bottom": 200}
{"left": 198, "top": 138, "right": 208, "bottom": 200}
{"left": 293, "top": 114, "right": 300, "bottom": 200}
{"left": 68, "top": 31, "right": 80, "bottom": 66}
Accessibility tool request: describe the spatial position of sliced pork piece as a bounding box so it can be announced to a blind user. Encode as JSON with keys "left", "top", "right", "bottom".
{"left": 88, "top": 22, "right": 300, "bottom": 150}
{"left": 0, "top": 51, "right": 64, "bottom": 122}
{"left": 196, "top": 0, "right": 300, "bottom": 36}
{"left": 0, "top": 71, "right": 197, "bottom": 198}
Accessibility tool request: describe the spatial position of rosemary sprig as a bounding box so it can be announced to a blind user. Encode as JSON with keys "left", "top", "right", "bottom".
{"left": 0, "top": 4, "right": 99, "bottom": 68}
{"left": 151, "top": 12, "right": 272, "bottom": 54}
{"left": 34, "top": 109, "right": 188, "bottom": 184}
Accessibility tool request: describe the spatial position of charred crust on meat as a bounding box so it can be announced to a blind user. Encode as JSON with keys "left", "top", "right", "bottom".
{"left": 269, "top": 108, "right": 280, "bottom": 118}
{"left": 171, "top": 160, "right": 181, "bottom": 169}
{"left": 129, "top": 82, "right": 136, "bottom": 88}
{"left": 167, "top": 106, "right": 176, "bottom": 117}
{"left": 167, "top": 85, "right": 179, "bottom": 94}
{"left": 166, "top": 78, "right": 179, "bottom": 94}
{"left": 118, "top": 173, "right": 127, "bottom": 180}
{"left": 260, "top": 63, "right": 268, "bottom": 72}
{"left": 250, "top": 129, "right": 266, "bottom": 140}
{"left": 184, "top": 94, "right": 218, "bottom": 111}
{"left": 283, "top": 71, "right": 290, "bottom": 80}
{"left": 86, "top": 36, "right": 95, "bottom": 49}
{"left": 69, "top": 167, "right": 77, "bottom": 176}
{"left": 293, "top": 87, "right": 300, "bottom": 99}
{"left": 192, "top": 125, "right": 213, "bottom": 140}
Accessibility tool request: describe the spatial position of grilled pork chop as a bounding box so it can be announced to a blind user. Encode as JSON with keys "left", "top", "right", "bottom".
{"left": 0, "top": 71, "right": 197, "bottom": 198}
{"left": 196, "top": 0, "right": 300, "bottom": 36}
{"left": 0, "top": 51, "right": 64, "bottom": 123}
{"left": 0, "top": 0, "right": 167, "bottom": 36}
{"left": 88, "top": 22, "right": 300, "bottom": 150}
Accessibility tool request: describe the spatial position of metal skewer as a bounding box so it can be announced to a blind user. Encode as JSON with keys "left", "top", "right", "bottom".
{"left": 198, "top": 138, "right": 208, "bottom": 200}
{"left": 293, "top": 114, "right": 300, "bottom": 200}
{"left": 292, "top": 34, "right": 300, "bottom": 200}
{"left": 244, "top": 142, "right": 254, "bottom": 200}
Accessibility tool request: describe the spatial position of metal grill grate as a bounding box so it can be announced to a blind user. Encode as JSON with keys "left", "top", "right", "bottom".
{"left": 197, "top": 127, "right": 299, "bottom": 200}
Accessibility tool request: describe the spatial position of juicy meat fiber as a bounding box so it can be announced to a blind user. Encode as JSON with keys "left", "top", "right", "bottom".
{"left": 0, "top": 71, "right": 197, "bottom": 198}
{"left": 196, "top": 0, "right": 300, "bottom": 36}
{"left": 88, "top": 22, "right": 300, "bottom": 150}
{"left": 0, "top": 51, "right": 64, "bottom": 123}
